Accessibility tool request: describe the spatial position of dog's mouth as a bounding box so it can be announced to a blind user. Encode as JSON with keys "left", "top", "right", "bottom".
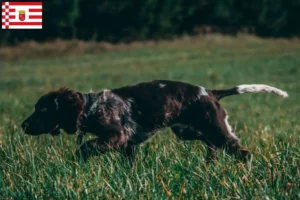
{"left": 49, "top": 125, "right": 60, "bottom": 136}
{"left": 23, "top": 125, "right": 60, "bottom": 136}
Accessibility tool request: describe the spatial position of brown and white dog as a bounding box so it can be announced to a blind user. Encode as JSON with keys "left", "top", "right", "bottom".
{"left": 21, "top": 80, "right": 288, "bottom": 163}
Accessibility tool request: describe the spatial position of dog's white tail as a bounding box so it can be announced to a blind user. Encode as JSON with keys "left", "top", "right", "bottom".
{"left": 211, "top": 84, "right": 288, "bottom": 100}
{"left": 237, "top": 84, "right": 288, "bottom": 98}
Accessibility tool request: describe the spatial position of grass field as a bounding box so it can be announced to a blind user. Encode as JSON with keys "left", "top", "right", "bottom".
{"left": 0, "top": 35, "right": 299, "bottom": 199}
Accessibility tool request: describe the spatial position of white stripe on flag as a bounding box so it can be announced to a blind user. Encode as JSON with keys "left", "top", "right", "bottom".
{"left": 3, "top": 5, "right": 42, "bottom": 9}
{"left": 22, "top": 12, "right": 43, "bottom": 16}
{"left": 4, "top": 13, "right": 43, "bottom": 16}
{"left": 9, "top": 19, "right": 42, "bottom": 22}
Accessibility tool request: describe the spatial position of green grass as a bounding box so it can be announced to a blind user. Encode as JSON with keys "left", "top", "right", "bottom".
{"left": 0, "top": 35, "right": 299, "bottom": 199}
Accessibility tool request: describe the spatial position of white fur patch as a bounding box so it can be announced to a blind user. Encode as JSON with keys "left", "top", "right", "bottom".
{"left": 88, "top": 89, "right": 111, "bottom": 115}
{"left": 124, "top": 124, "right": 135, "bottom": 138}
{"left": 237, "top": 84, "right": 288, "bottom": 98}
{"left": 198, "top": 86, "right": 209, "bottom": 96}
{"left": 224, "top": 110, "right": 239, "bottom": 140}
{"left": 159, "top": 83, "right": 166, "bottom": 88}
{"left": 101, "top": 89, "right": 110, "bottom": 101}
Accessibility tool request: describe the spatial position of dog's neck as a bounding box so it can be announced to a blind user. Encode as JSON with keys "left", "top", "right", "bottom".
{"left": 82, "top": 93, "right": 92, "bottom": 115}
{"left": 77, "top": 92, "right": 95, "bottom": 133}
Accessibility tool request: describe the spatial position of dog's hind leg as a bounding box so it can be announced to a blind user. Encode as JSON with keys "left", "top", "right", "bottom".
{"left": 171, "top": 124, "right": 218, "bottom": 162}
{"left": 221, "top": 110, "right": 251, "bottom": 162}
{"left": 171, "top": 124, "right": 205, "bottom": 141}
{"left": 177, "top": 101, "right": 251, "bottom": 162}
{"left": 205, "top": 144, "right": 217, "bottom": 163}
{"left": 201, "top": 106, "right": 251, "bottom": 162}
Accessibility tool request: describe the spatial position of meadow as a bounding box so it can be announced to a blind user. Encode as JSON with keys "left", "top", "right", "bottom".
{"left": 0, "top": 35, "right": 299, "bottom": 199}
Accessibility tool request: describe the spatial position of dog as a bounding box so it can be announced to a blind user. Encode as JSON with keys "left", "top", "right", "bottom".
{"left": 21, "top": 80, "right": 288, "bottom": 163}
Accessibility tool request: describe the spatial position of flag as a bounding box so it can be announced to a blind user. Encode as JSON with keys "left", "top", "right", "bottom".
{"left": 2, "top": 2, "right": 42, "bottom": 29}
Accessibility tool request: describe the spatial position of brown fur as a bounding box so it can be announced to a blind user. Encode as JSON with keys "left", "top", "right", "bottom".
{"left": 24, "top": 80, "right": 285, "bottom": 164}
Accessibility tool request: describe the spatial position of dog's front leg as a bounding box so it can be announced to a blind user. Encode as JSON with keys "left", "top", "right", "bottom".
{"left": 123, "top": 145, "right": 137, "bottom": 167}
{"left": 76, "top": 131, "right": 127, "bottom": 162}
{"left": 76, "top": 131, "right": 85, "bottom": 146}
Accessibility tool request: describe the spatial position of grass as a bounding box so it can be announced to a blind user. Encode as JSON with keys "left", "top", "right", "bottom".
{"left": 0, "top": 35, "right": 299, "bottom": 199}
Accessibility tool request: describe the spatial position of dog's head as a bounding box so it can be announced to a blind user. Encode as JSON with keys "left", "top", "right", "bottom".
{"left": 21, "top": 88, "right": 84, "bottom": 136}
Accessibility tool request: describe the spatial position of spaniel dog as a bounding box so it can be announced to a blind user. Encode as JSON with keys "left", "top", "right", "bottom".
{"left": 22, "top": 80, "right": 288, "bottom": 163}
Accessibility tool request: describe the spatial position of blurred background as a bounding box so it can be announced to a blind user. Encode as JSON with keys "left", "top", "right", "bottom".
{"left": 0, "top": 1, "right": 299, "bottom": 198}
{"left": 0, "top": 0, "right": 298, "bottom": 138}
{"left": 1, "top": 0, "right": 300, "bottom": 45}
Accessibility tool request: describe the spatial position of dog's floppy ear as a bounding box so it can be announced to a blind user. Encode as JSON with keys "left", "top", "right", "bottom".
{"left": 55, "top": 88, "right": 84, "bottom": 134}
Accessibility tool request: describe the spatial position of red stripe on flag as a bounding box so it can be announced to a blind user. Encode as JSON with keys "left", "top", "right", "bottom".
{"left": 28, "top": 15, "right": 42, "bottom": 19}
{"left": 1, "top": 15, "right": 15, "bottom": 19}
{"left": 2, "top": 9, "right": 16, "bottom": 12}
{"left": 28, "top": 9, "right": 42, "bottom": 12}
{"left": 8, "top": 2, "right": 42, "bottom": 6}
{"left": 8, "top": 22, "right": 42, "bottom": 25}
{"left": 1, "top": 22, "right": 9, "bottom": 27}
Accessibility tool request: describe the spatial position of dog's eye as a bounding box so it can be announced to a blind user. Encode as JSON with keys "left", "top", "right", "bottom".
{"left": 40, "top": 108, "right": 48, "bottom": 112}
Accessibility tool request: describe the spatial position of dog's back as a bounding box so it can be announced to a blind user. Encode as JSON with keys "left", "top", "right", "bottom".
{"left": 112, "top": 80, "right": 207, "bottom": 126}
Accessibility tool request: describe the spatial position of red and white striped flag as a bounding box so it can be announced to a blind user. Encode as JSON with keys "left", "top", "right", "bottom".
{"left": 2, "top": 2, "right": 42, "bottom": 29}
